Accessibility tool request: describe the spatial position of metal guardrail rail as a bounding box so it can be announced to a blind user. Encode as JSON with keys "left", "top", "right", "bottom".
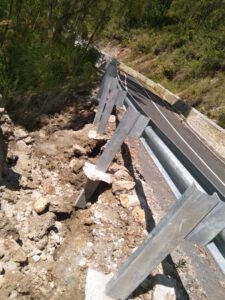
{"left": 74, "top": 59, "right": 225, "bottom": 299}
{"left": 116, "top": 62, "right": 225, "bottom": 276}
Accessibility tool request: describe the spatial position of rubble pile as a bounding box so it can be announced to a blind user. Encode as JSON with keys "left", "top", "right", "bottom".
{"left": 0, "top": 100, "right": 186, "bottom": 300}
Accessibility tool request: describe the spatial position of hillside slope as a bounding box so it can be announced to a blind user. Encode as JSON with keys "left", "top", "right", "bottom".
{"left": 99, "top": 0, "right": 225, "bottom": 128}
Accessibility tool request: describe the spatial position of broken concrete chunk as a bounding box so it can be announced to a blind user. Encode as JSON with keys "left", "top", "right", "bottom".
{"left": 112, "top": 180, "right": 135, "bottom": 194}
{"left": 114, "top": 169, "right": 131, "bottom": 181}
{"left": 83, "top": 162, "right": 112, "bottom": 184}
{"left": 85, "top": 269, "right": 114, "bottom": 300}
{"left": 119, "top": 194, "right": 140, "bottom": 208}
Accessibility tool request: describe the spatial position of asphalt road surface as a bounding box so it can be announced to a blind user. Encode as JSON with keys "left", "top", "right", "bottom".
{"left": 119, "top": 73, "right": 225, "bottom": 201}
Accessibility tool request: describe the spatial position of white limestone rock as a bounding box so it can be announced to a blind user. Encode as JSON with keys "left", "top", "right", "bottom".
{"left": 83, "top": 162, "right": 112, "bottom": 184}
{"left": 112, "top": 180, "right": 135, "bottom": 194}
{"left": 33, "top": 198, "right": 49, "bottom": 214}
{"left": 152, "top": 284, "right": 176, "bottom": 300}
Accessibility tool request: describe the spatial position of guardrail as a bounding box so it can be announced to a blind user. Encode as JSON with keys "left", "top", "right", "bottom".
{"left": 74, "top": 59, "right": 225, "bottom": 299}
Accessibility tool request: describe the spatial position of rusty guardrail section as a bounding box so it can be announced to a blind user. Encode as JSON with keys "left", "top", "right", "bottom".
{"left": 74, "top": 59, "right": 225, "bottom": 299}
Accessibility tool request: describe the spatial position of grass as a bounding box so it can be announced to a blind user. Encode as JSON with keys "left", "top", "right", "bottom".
{"left": 108, "top": 28, "right": 225, "bottom": 128}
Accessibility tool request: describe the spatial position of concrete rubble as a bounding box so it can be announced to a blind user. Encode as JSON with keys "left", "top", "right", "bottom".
{"left": 0, "top": 95, "right": 211, "bottom": 300}
{"left": 83, "top": 162, "right": 112, "bottom": 184}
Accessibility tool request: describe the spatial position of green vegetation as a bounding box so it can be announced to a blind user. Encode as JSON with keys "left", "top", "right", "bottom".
{"left": 0, "top": 0, "right": 110, "bottom": 128}
{"left": 1, "top": 1, "right": 225, "bottom": 128}
{"left": 100, "top": 0, "right": 225, "bottom": 127}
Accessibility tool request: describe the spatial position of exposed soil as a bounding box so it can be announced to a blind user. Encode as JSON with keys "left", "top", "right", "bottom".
{"left": 0, "top": 90, "right": 224, "bottom": 300}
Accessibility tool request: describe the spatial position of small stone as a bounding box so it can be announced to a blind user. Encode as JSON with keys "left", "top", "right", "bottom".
{"left": 41, "top": 254, "right": 47, "bottom": 261}
{"left": 152, "top": 284, "right": 176, "bottom": 300}
{"left": 119, "top": 194, "right": 140, "bottom": 208}
{"left": 112, "top": 180, "right": 135, "bottom": 194}
{"left": 69, "top": 158, "right": 84, "bottom": 173}
{"left": 50, "top": 233, "right": 62, "bottom": 245}
{"left": 9, "top": 290, "right": 19, "bottom": 299}
{"left": 132, "top": 206, "right": 145, "bottom": 223}
{"left": 114, "top": 170, "right": 131, "bottom": 180}
{"left": 33, "top": 198, "right": 49, "bottom": 214}
{"left": 83, "top": 162, "right": 112, "bottom": 184}
{"left": 78, "top": 257, "right": 86, "bottom": 267}
{"left": 84, "top": 218, "right": 94, "bottom": 226}
{"left": 42, "top": 181, "right": 56, "bottom": 195}
{"left": 109, "top": 115, "right": 116, "bottom": 123}
{"left": 88, "top": 130, "right": 106, "bottom": 140}
{"left": 88, "top": 130, "right": 97, "bottom": 139}
{"left": 32, "top": 254, "right": 41, "bottom": 262}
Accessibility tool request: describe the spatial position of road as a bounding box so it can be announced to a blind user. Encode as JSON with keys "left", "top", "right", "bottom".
{"left": 119, "top": 73, "right": 225, "bottom": 201}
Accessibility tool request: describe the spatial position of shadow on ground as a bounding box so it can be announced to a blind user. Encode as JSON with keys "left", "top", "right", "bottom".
{"left": 121, "top": 142, "right": 189, "bottom": 300}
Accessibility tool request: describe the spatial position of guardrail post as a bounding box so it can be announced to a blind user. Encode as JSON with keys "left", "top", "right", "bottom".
{"left": 116, "top": 90, "right": 127, "bottom": 108}
{"left": 97, "top": 60, "right": 118, "bottom": 100}
{"left": 129, "top": 114, "right": 150, "bottom": 138}
{"left": 97, "top": 86, "right": 128, "bottom": 135}
{"left": 105, "top": 185, "right": 219, "bottom": 300}
{"left": 97, "top": 87, "right": 118, "bottom": 135}
{"left": 93, "top": 76, "right": 114, "bottom": 126}
{"left": 74, "top": 108, "right": 141, "bottom": 208}
{"left": 186, "top": 197, "right": 225, "bottom": 245}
